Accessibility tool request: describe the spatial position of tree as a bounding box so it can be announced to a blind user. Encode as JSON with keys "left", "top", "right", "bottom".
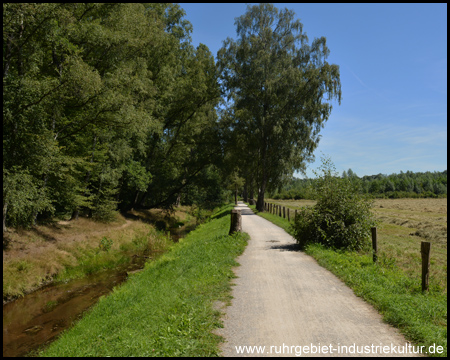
{"left": 217, "top": 3, "right": 341, "bottom": 211}
{"left": 137, "top": 39, "right": 222, "bottom": 210}
{"left": 3, "top": 3, "right": 222, "bottom": 229}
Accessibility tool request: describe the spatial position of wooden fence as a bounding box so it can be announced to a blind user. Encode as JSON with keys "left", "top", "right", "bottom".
{"left": 263, "top": 201, "right": 432, "bottom": 292}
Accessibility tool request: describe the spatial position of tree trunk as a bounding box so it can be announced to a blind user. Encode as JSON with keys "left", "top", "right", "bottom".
{"left": 3, "top": 35, "right": 12, "bottom": 78}
{"left": 229, "top": 209, "right": 242, "bottom": 235}
{"left": 3, "top": 203, "right": 8, "bottom": 233}
{"left": 256, "top": 173, "right": 266, "bottom": 212}
{"left": 235, "top": 189, "right": 238, "bottom": 205}
{"left": 256, "top": 190, "right": 264, "bottom": 211}
{"left": 243, "top": 183, "right": 248, "bottom": 202}
{"left": 71, "top": 209, "right": 79, "bottom": 221}
{"left": 249, "top": 190, "right": 254, "bottom": 201}
{"left": 139, "top": 191, "right": 149, "bottom": 208}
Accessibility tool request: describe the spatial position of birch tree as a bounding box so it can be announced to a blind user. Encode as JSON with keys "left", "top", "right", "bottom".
{"left": 217, "top": 3, "right": 342, "bottom": 211}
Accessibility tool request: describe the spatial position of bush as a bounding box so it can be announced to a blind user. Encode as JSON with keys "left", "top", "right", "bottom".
{"left": 292, "top": 157, "right": 376, "bottom": 251}
{"left": 91, "top": 198, "right": 118, "bottom": 223}
{"left": 98, "top": 236, "right": 113, "bottom": 252}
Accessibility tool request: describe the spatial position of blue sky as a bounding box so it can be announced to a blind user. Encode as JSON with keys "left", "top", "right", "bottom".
{"left": 180, "top": 3, "right": 447, "bottom": 178}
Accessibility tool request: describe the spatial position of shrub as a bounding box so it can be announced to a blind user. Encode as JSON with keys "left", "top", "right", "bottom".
{"left": 98, "top": 237, "right": 113, "bottom": 252}
{"left": 91, "top": 198, "right": 119, "bottom": 223}
{"left": 292, "top": 156, "right": 376, "bottom": 251}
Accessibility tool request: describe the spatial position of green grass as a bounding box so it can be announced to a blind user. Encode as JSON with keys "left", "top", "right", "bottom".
{"left": 248, "top": 204, "right": 296, "bottom": 236}
{"left": 39, "top": 204, "right": 249, "bottom": 357}
{"left": 250, "top": 203, "right": 447, "bottom": 357}
{"left": 3, "top": 218, "right": 172, "bottom": 302}
{"left": 54, "top": 229, "right": 171, "bottom": 282}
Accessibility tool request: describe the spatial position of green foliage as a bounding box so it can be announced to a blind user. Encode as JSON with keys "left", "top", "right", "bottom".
{"left": 98, "top": 237, "right": 113, "bottom": 252}
{"left": 270, "top": 169, "right": 447, "bottom": 199}
{"left": 217, "top": 3, "right": 342, "bottom": 211}
{"left": 3, "top": 167, "right": 53, "bottom": 228}
{"left": 180, "top": 166, "right": 228, "bottom": 210}
{"left": 292, "top": 157, "right": 376, "bottom": 250}
{"left": 3, "top": 3, "right": 223, "bottom": 229}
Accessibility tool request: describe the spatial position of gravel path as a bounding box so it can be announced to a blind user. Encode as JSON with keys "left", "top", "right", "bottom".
{"left": 216, "top": 202, "right": 418, "bottom": 357}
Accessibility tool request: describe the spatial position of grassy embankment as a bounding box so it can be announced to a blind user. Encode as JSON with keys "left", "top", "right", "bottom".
{"left": 250, "top": 199, "right": 447, "bottom": 357}
{"left": 3, "top": 206, "right": 197, "bottom": 302}
{"left": 39, "top": 204, "right": 248, "bottom": 357}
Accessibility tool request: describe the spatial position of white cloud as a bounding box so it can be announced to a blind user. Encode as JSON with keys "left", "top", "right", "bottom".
{"left": 302, "top": 117, "right": 447, "bottom": 177}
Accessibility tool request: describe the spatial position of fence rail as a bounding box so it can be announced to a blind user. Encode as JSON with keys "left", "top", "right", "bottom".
{"left": 261, "top": 201, "right": 432, "bottom": 292}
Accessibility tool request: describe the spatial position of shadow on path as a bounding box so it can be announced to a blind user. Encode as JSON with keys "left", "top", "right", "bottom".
{"left": 268, "top": 243, "right": 301, "bottom": 252}
{"left": 240, "top": 208, "right": 255, "bottom": 216}
{"left": 235, "top": 202, "right": 256, "bottom": 216}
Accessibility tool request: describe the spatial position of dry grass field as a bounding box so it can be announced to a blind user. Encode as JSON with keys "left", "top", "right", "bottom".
{"left": 3, "top": 206, "right": 196, "bottom": 302}
{"left": 3, "top": 214, "right": 147, "bottom": 301}
{"left": 267, "top": 198, "right": 447, "bottom": 293}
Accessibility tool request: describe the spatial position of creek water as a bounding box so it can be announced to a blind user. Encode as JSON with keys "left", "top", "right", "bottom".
{"left": 3, "top": 227, "right": 190, "bottom": 357}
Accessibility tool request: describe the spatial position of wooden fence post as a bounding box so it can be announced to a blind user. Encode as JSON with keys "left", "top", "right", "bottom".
{"left": 421, "top": 241, "right": 431, "bottom": 292}
{"left": 278, "top": 205, "right": 282, "bottom": 217}
{"left": 371, "top": 227, "right": 377, "bottom": 262}
{"left": 283, "top": 206, "right": 285, "bottom": 218}
{"left": 287, "top": 208, "right": 290, "bottom": 222}
{"left": 229, "top": 209, "right": 242, "bottom": 235}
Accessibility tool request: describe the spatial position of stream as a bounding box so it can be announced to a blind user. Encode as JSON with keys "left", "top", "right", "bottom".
{"left": 3, "top": 227, "right": 189, "bottom": 357}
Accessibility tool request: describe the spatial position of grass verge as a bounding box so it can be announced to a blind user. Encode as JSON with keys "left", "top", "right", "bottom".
{"left": 39, "top": 204, "right": 249, "bottom": 357}
{"left": 3, "top": 215, "right": 172, "bottom": 302}
{"left": 249, "top": 203, "right": 447, "bottom": 357}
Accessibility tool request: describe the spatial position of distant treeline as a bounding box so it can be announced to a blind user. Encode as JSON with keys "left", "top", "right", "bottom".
{"left": 270, "top": 170, "right": 447, "bottom": 199}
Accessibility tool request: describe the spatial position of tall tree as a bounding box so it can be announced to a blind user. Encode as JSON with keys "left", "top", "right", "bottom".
{"left": 3, "top": 3, "right": 222, "bottom": 229}
{"left": 217, "top": 3, "right": 342, "bottom": 211}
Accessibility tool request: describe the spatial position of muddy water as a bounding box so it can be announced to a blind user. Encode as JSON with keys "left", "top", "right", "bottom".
{"left": 2, "top": 256, "right": 149, "bottom": 357}
{"left": 3, "top": 228, "right": 192, "bottom": 357}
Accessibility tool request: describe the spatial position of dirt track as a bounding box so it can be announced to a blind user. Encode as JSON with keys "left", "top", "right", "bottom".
{"left": 216, "top": 202, "right": 418, "bottom": 357}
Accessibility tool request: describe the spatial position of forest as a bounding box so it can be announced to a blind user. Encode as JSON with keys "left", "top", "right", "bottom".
{"left": 3, "top": 3, "right": 344, "bottom": 231}
{"left": 4, "top": 3, "right": 442, "bottom": 232}
{"left": 3, "top": 3, "right": 226, "bottom": 231}
{"left": 271, "top": 169, "right": 447, "bottom": 200}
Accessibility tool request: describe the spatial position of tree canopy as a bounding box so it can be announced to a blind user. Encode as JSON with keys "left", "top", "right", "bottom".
{"left": 3, "top": 3, "right": 222, "bottom": 231}
{"left": 6, "top": 3, "right": 440, "bottom": 233}
{"left": 217, "top": 3, "right": 342, "bottom": 211}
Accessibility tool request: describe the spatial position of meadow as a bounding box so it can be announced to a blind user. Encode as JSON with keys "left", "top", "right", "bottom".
{"left": 253, "top": 198, "right": 447, "bottom": 356}
{"left": 267, "top": 198, "right": 447, "bottom": 292}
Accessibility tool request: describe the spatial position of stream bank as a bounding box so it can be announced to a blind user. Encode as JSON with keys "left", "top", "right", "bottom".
{"left": 3, "top": 206, "right": 199, "bottom": 357}
{"left": 3, "top": 227, "right": 190, "bottom": 358}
